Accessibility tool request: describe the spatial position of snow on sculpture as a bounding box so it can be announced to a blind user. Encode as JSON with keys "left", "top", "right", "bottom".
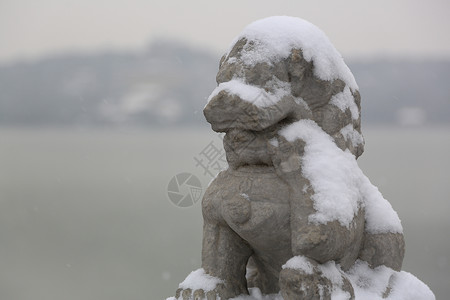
{"left": 168, "top": 16, "right": 435, "bottom": 300}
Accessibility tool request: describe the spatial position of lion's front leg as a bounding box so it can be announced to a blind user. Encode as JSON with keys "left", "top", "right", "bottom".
{"left": 176, "top": 220, "right": 252, "bottom": 299}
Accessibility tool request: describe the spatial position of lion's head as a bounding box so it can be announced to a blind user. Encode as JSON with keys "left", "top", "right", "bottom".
{"left": 204, "top": 16, "right": 364, "bottom": 169}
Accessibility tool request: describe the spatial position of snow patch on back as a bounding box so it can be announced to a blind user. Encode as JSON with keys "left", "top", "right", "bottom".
{"left": 279, "top": 120, "right": 360, "bottom": 228}
{"left": 279, "top": 120, "right": 402, "bottom": 233}
{"left": 227, "top": 16, "right": 358, "bottom": 90}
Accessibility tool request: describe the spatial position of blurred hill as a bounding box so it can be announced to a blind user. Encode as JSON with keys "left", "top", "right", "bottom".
{"left": 0, "top": 40, "right": 449, "bottom": 127}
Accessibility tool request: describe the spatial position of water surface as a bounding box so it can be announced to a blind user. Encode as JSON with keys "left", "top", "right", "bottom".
{"left": 0, "top": 127, "right": 448, "bottom": 299}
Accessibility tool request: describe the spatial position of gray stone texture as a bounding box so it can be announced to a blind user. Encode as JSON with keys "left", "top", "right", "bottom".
{"left": 173, "top": 36, "right": 404, "bottom": 300}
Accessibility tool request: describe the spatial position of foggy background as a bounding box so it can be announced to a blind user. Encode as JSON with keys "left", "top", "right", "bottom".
{"left": 1, "top": 0, "right": 449, "bottom": 299}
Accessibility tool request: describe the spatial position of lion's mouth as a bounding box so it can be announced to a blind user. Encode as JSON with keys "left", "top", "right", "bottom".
{"left": 223, "top": 116, "right": 297, "bottom": 170}
{"left": 223, "top": 131, "right": 274, "bottom": 170}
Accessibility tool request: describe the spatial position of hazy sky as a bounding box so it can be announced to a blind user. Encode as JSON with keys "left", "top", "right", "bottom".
{"left": 1, "top": 0, "right": 450, "bottom": 64}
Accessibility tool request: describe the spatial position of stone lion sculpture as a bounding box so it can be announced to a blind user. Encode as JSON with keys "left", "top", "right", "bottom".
{"left": 168, "top": 16, "right": 434, "bottom": 300}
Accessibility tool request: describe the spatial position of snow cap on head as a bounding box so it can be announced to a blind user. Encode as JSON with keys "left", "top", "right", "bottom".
{"left": 225, "top": 16, "right": 358, "bottom": 90}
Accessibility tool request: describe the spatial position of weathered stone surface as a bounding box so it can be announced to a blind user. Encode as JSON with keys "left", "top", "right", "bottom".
{"left": 359, "top": 232, "right": 405, "bottom": 271}
{"left": 171, "top": 16, "right": 412, "bottom": 300}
